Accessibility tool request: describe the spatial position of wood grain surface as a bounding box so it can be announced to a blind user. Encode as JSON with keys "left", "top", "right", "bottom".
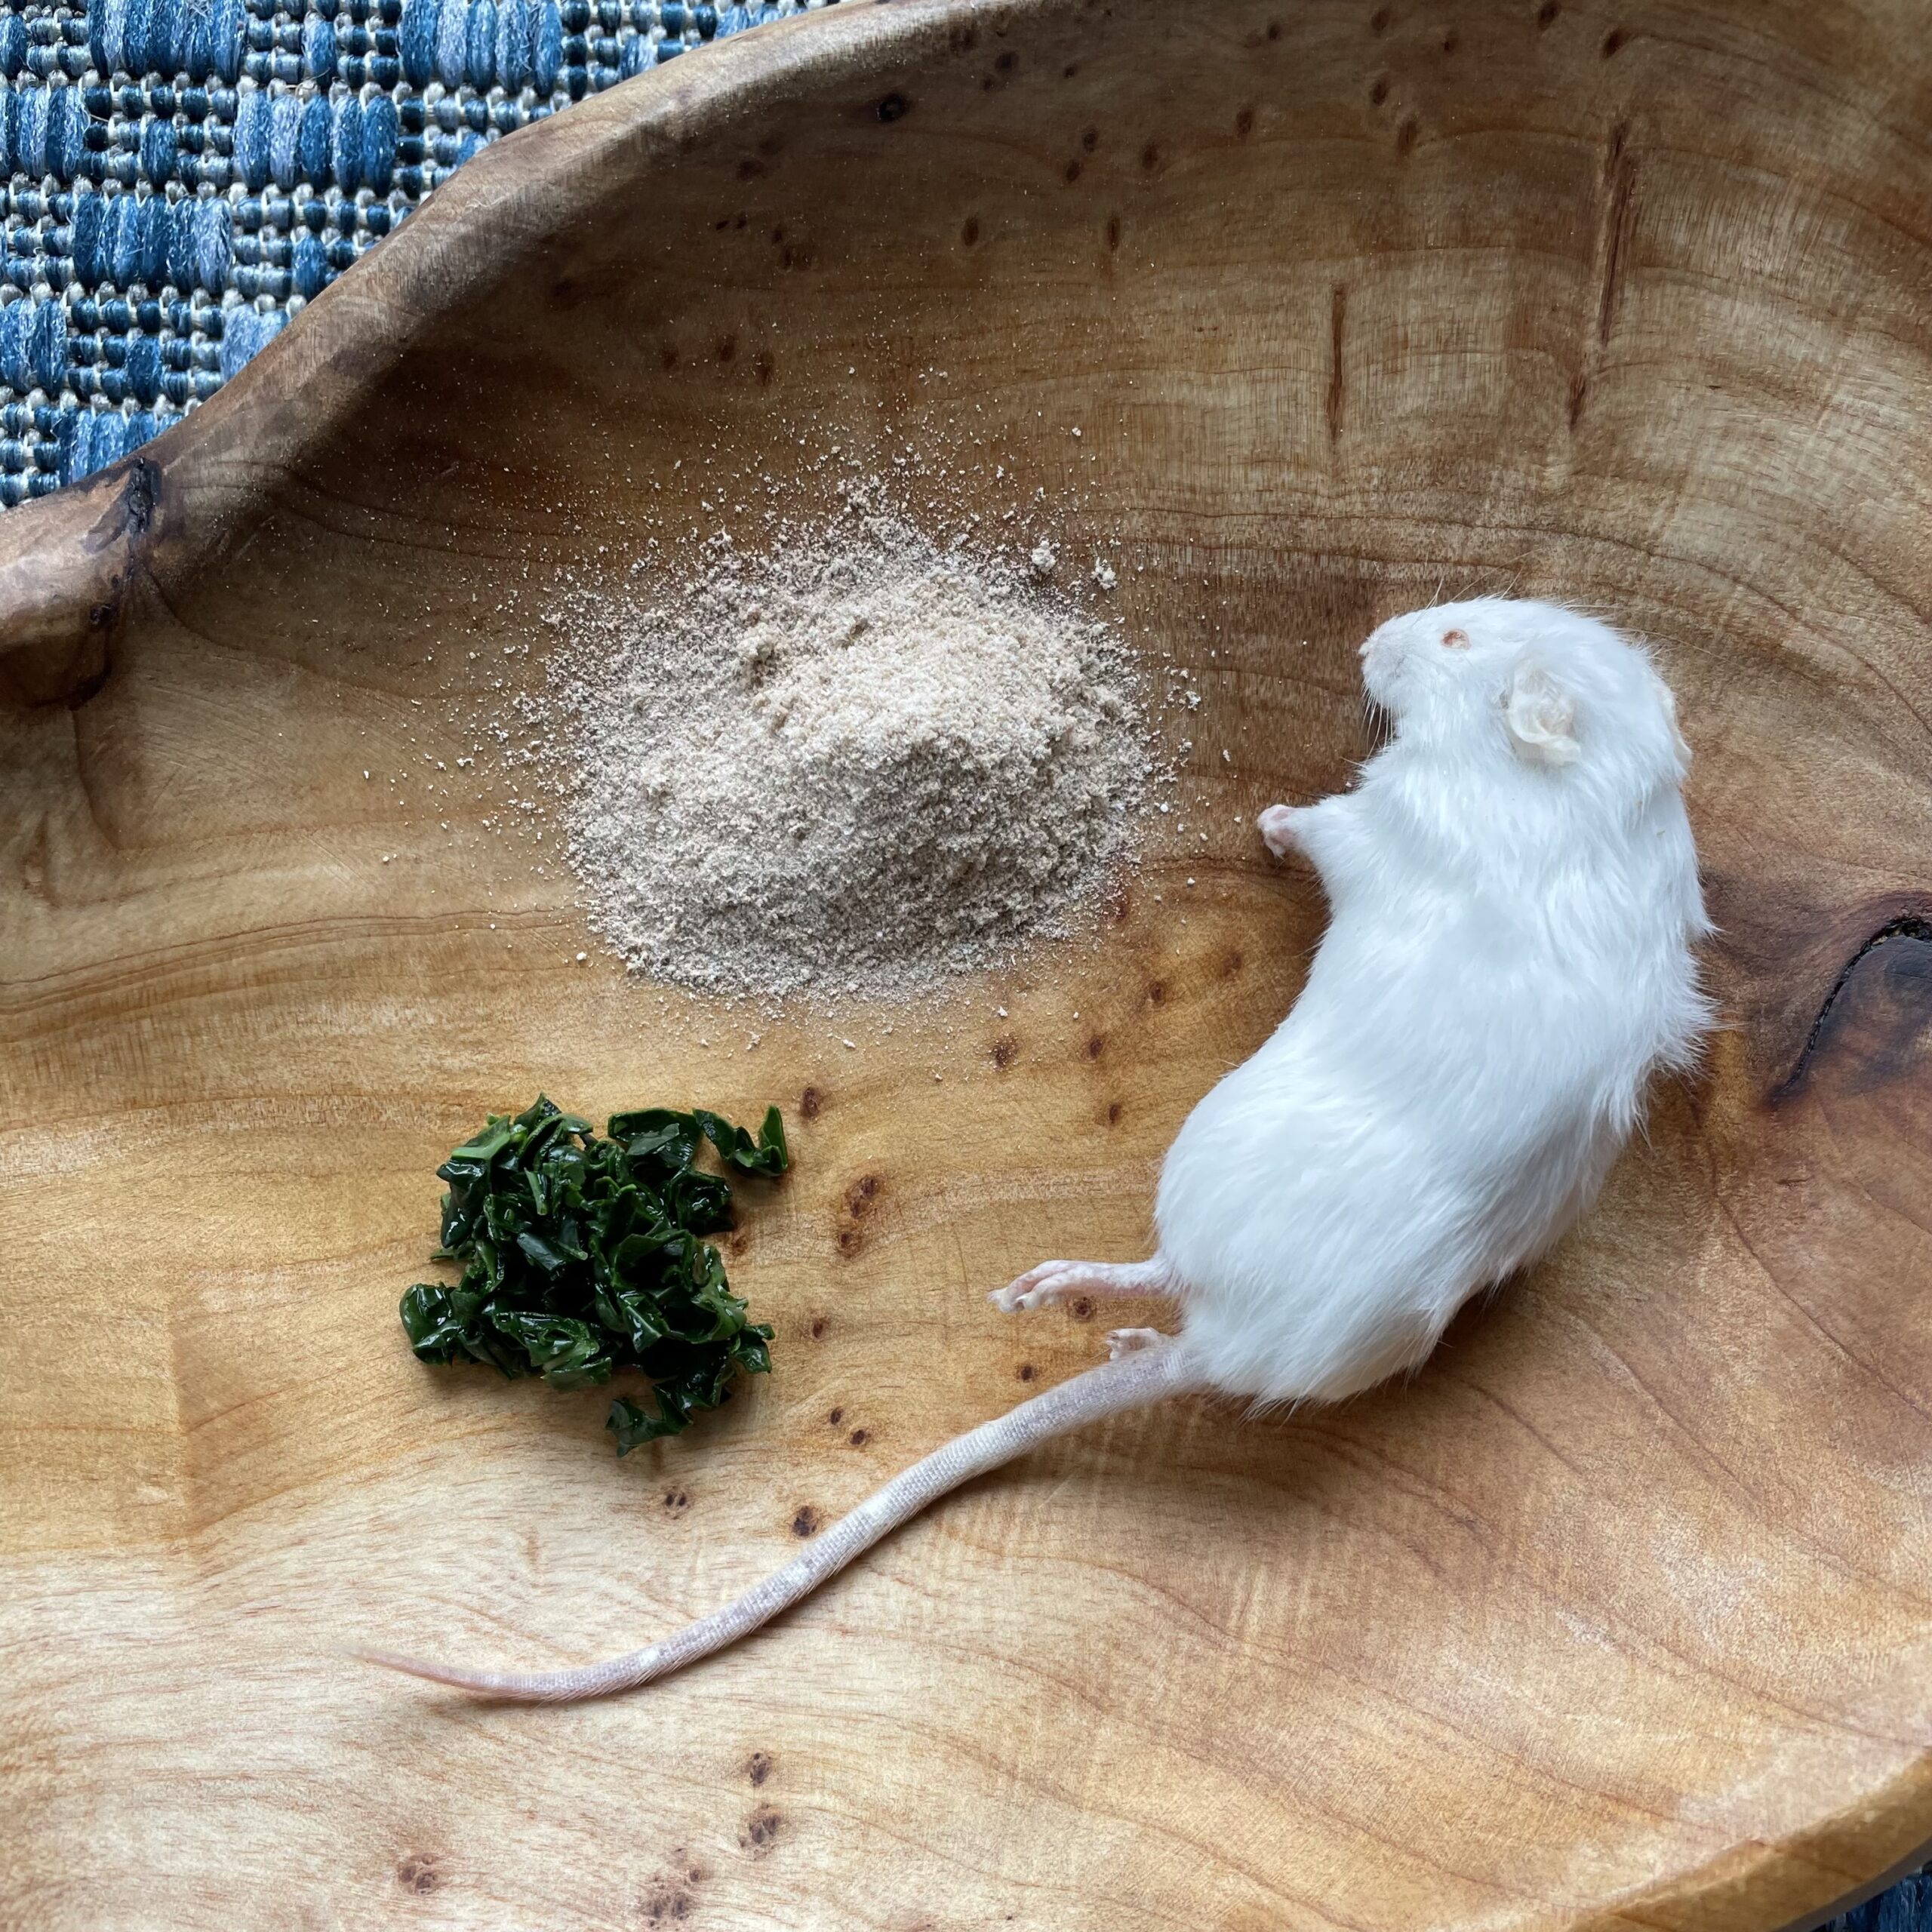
{"left": 4, "top": 0, "right": 1931, "bottom": 1925}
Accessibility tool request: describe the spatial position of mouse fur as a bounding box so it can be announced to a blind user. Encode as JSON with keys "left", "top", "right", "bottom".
{"left": 365, "top": 598, "right": 1710, "bottom": 1702}
{"left": 1154, "top": 595, "right": 1711, "bottom": 1402}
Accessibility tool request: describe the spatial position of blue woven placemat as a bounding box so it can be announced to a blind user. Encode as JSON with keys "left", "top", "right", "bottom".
{"left": 1826, "top": 1869, "right": 1932, "bottom": 1932}
{"left": 0, "top": 0, "right": 823, "bottom": 503}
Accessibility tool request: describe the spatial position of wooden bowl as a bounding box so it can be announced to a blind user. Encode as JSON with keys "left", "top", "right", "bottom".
{"left": 5, "top": 2, "right": 1929, "bottom": 1924}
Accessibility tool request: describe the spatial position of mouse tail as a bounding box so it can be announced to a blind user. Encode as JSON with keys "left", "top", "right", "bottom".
{"left": 358, "top": 1337, "right": 1208, "bottom": 1704}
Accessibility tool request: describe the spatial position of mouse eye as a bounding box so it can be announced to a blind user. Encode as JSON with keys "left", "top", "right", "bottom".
{"left": 1440, "top": 629, "right": 1471, "bottom": 650}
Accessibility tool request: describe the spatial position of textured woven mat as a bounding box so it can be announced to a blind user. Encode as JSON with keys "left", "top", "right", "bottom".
{"left": 1829, "top": 1869, "right": 1932, "bottom": 1932}
{"left": 0, "top": 0, "right": 823, "bottom": 503}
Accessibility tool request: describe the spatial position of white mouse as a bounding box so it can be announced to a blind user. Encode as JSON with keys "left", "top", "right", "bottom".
{"left": 365, "top": 597, "right": 1711, "bottom": 1701}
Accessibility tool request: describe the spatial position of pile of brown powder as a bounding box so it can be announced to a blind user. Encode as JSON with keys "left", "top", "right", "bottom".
{"left": 550, "top": 512, "right": 1152, "bottom": 1001}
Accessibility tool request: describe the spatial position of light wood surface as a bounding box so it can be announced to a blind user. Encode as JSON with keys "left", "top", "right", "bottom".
{"left": 5, "top": 0, "right": 1931, "bottom": 1925}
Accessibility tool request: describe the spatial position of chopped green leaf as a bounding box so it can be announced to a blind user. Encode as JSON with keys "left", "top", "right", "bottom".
{"left": 400, "top": 1282, "right": 468, "bottom": 1363}
{"left": 691, "top": 1105, "right": 789, "bottom": 1176}
{"left": 607, "top": 1395, "right": 678, "bottom": 1455}
{"left": 401, "top": 1094, "right": 788, "bottom": 1451}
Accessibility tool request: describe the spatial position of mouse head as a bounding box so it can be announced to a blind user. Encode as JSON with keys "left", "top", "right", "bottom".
{"left": 1358, "top": 597, "right": 1691, "bottom": 798}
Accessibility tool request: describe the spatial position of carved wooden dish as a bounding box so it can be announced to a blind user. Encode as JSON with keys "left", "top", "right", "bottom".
{"left": 5, "top": 1, "right": 1930, "bottom": 1925}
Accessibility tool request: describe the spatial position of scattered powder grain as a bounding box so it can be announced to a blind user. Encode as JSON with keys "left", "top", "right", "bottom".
{"left": 549, "top": 512, "right": 1152, "bottom": 1001}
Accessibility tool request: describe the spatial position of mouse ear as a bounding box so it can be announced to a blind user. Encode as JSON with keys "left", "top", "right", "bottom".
{"left": 1503, "top": 660, "right": 1580, "bottom": 767}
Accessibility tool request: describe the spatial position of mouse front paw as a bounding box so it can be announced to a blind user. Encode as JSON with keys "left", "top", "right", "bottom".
{"left": 1106, "top": 1327, "right": 1168, "bottom": 1359}
{"left": 1257, "top": 803, "right": 1309, "bottom": 860}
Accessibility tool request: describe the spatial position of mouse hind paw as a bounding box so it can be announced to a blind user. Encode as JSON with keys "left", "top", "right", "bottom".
{"left": 991, "top": 1257, "right": 1176, "bottom": 1313}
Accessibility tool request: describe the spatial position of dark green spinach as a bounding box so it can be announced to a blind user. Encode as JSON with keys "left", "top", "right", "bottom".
{"left": 400, "top": 1097, "right": 786, "bottom": 1452}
